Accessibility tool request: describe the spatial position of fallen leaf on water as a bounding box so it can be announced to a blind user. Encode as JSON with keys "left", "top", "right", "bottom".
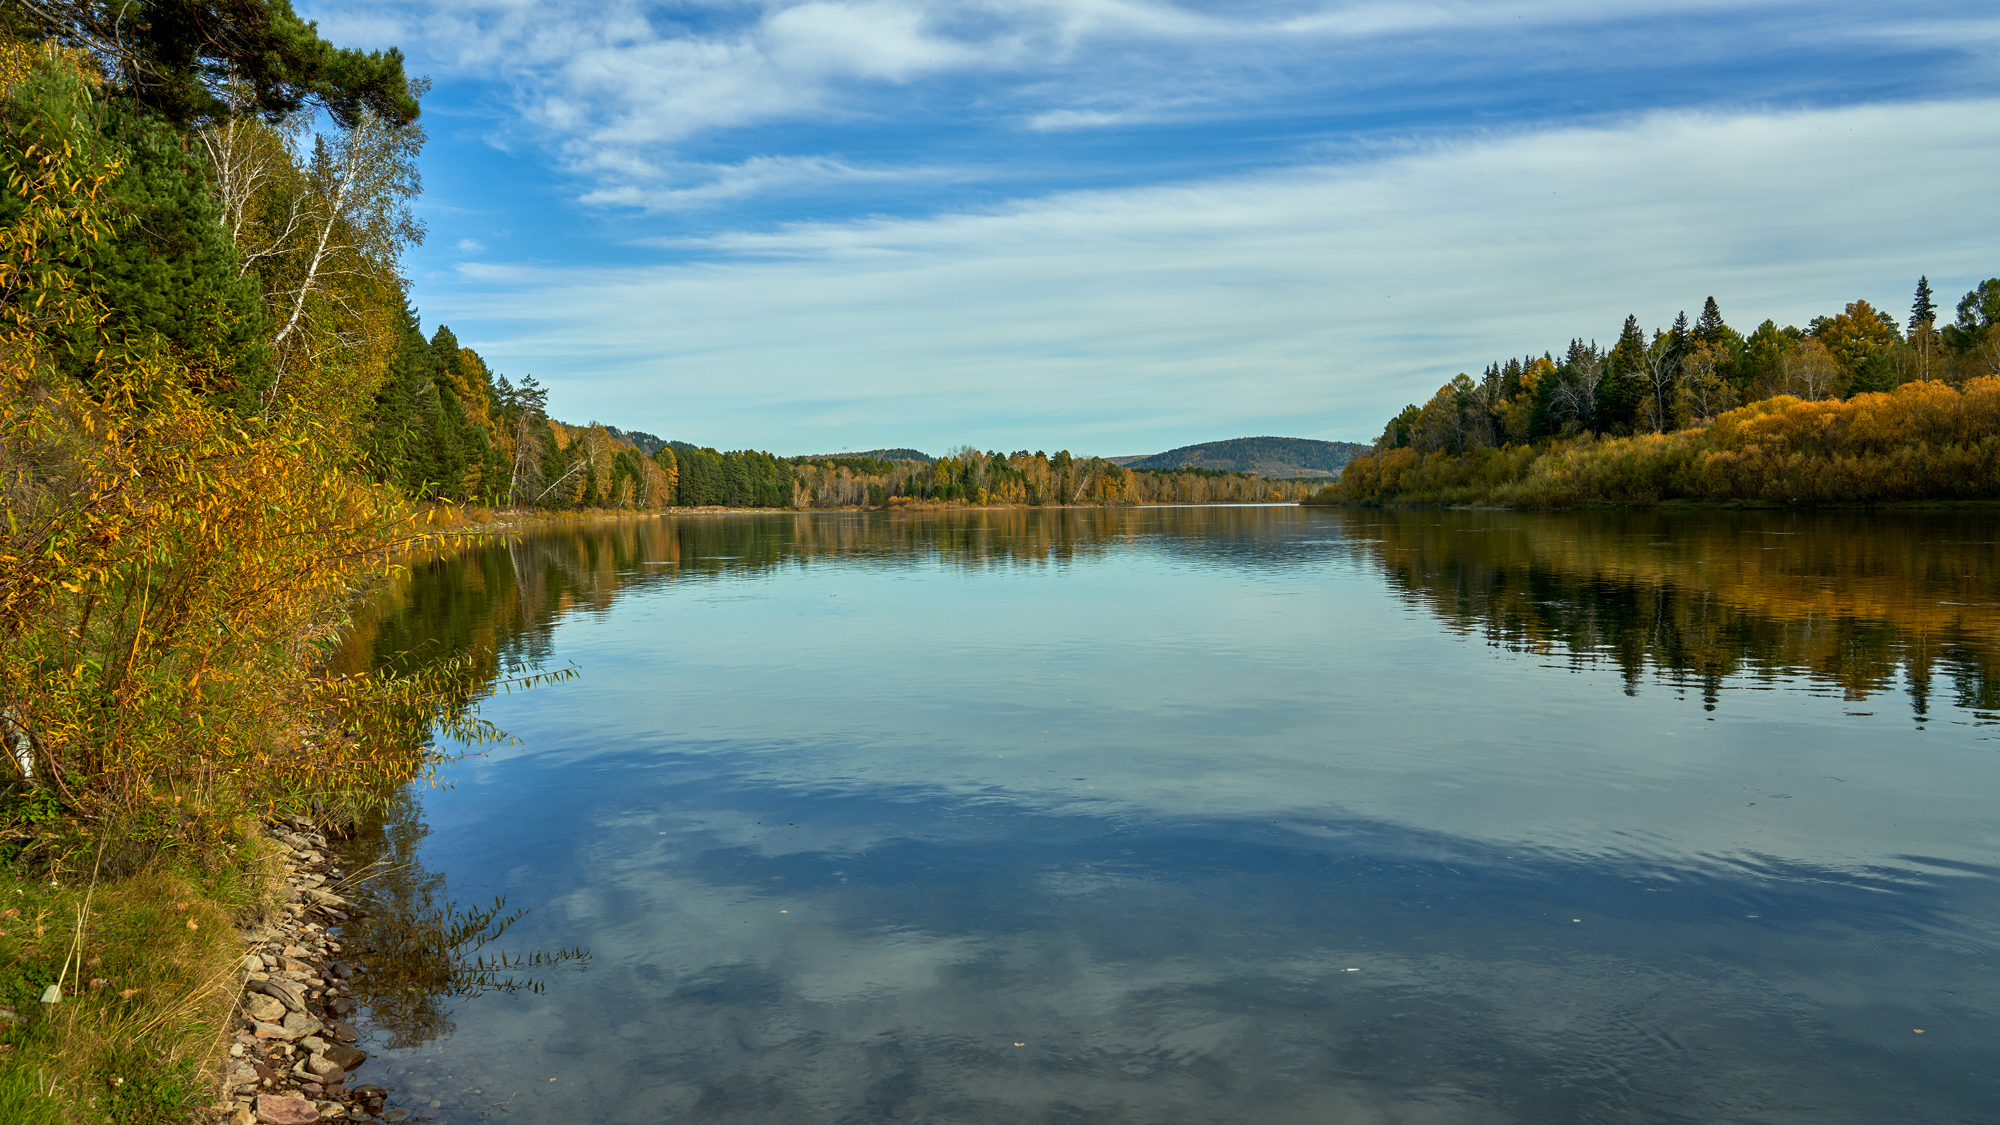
{"left": 1914, "top": 1029, "right": 1925, "bottom": 1034}
{"left": 1014, "top": 1043, "right": 1025, "bottom": 1047}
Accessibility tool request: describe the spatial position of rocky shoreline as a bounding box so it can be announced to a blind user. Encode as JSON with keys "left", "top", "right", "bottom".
{"left": 218, "top": 817, "right": 385, "bottom": 1125}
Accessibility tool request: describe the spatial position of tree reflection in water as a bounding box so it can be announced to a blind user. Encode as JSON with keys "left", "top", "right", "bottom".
{"left": 1358, "top": 508, "right": 1999, "bottom": 717}
{"left": 334, "top": 790, "right": 588, "bottom": 1050}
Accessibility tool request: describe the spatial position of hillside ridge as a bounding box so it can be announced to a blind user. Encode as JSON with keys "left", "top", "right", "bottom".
{"left": 1111, "top": 436, "right": 1368, "bottom": 477}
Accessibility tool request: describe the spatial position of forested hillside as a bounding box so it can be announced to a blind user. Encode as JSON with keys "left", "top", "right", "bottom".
{"left": 1320, "top": 284, "right": 2000, "bottom": 506}
{"left": 797, "top": 447, "right": 934, "bottom": 462}
{"left": 1117, "top": 436, "right": 1368, "bottom": 477}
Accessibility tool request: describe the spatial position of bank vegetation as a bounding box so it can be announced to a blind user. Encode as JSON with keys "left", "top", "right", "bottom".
{"left": 1318, "top": 282, "right": 2000, "bottom": 507}
{"left": 0, "top": 14, "right": 511, "bottom": 1122}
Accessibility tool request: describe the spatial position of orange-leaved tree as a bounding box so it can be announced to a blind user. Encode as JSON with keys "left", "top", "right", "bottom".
{"left": 0, "top": 40, "right": 497, "bottom": 859}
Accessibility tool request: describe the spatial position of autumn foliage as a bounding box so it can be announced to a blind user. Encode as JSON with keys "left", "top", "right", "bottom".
{"left": 1324, "top": 376, "right": 2000, "bottom": 507}
{"left": 0, "top": 39, "right": 471, "bottom": 856}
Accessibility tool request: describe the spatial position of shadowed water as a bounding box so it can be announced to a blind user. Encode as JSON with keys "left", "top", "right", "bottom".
{"left": 331, "top": 506, "right": 2000, "bottom": 1124}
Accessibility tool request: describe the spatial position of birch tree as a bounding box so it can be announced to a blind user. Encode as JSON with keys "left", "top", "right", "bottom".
{"left": 199, "top": 90, "right": 425, "bottom": 408}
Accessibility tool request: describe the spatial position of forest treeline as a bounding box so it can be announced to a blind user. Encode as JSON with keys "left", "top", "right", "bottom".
{"left": 336, "top": 306, "right": 1317, "bottom": 510}
{"left": 1321, "top": 284, "right": 2000, "bottom": 505}
{"left": 669, "top": 445, "right": 1317, "bottom": 509}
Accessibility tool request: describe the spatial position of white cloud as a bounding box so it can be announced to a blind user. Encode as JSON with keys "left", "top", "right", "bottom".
{"left": 307, "top": 0, "right": 1923, "bottom": 207}
{"left": 580, "top": 154, "right": 968, "bottom": 211}
{"left": 424, "top": 99, "right": 2000, "bottom": 453}
{"left": 457, "top": 237, "right": 488, "bottom": 253}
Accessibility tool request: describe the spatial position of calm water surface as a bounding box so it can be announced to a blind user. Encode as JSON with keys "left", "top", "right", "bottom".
{"left": 332, "top": 506, "right": 2000, "bottom": 1124}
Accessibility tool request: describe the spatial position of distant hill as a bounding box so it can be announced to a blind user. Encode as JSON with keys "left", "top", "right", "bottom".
{"left": 796, "top": 448, "right": 934, "bottom": 462}
{"left": 1110, "top": 436, "right": 1369, "bottom": 478}
{"left": 603, "top": 426, "right": 669, "bottom": 455}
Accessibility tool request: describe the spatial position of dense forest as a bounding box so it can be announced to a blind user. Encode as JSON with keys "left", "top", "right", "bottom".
{"left": 1321, "top": 284, "right": 2000, "bottom": 505}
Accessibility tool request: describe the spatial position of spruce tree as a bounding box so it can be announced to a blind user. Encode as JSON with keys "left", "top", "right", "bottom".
{"left": 1596, "top": 314, "right": 1648, "bottom": 434}
{"left": 1910, "top": 276, "right": 1937, "bottom": 331}
{"left": 1666, "top": 310, "right": 1690, "bottom": 363}
{"left": 426, "top": 325, "right": 499, "bottom": 501}
{"left": 360, "top": 302, "right": 436, "bottom": 492}
{"left": 1694, "top": 297, "right": 1727, "bottom": 343}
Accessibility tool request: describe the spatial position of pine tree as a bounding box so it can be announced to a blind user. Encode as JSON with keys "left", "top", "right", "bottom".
{"left": 1943, "top": 280, "right": 2000, "bottom": 351}
{"left": 4, "top": 84, "right": 273, "bottom": 410}
{"left": 13, "top": 0, "right": 422, "bottom": 129}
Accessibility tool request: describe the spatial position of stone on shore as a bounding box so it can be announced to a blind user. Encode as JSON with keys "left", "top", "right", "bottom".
{"left": 306, "top": 1053, "right": 345, "bottom": 1083}
{"left": 249, "top": 977, "right": 307, "bottom": 1013}
{"left": 254, "top": 1092, "right": 319, "bottom": 1123}
{"left": 243, "top": 993, "right": 286, "bottom": 1023}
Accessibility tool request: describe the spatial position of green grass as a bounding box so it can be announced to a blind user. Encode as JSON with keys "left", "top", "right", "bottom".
{"left": 0, "top": 804, "right": 283, "bottom": 1124}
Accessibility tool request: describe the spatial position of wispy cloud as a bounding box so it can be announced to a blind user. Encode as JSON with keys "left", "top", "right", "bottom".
{"left": 580, "top": 154, "right": 971, "bottom": 211}
{"left": 422, "top": 100, "right": 2000, "bottom": 454}
{"left": 308, "top": 0, "right": 1994, "bottom": 210}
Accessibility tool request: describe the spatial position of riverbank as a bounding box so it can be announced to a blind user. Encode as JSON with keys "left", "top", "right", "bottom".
{"left": 220, "top": 819, "right": 382, "bottom": 1125}
{"left": 0, "top": 822, "right": 281, "bottom": 1123}
{"left": 1316, "top": 376, "right": 2000, "bottom": 507}
{"left": 0, "top": 812, "right": 412, "bottom": 1124}
{"left": 435, "top": 497, "right": 1308, "bottom": 535}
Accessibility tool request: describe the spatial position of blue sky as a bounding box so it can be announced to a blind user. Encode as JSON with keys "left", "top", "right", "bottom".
{"left": 301, "top": 0, "right": 2000, "bottom": 456}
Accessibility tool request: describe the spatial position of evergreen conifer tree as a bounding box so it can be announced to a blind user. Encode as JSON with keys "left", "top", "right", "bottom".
{"left": 1596, "top": 314, "right": 1648, "bottom": 433}
{"left": 1943, "top": 280, "right": 2000, "bottom": 351}
{"left": 360, "top": 302, "right": 438, "bottom": 493}
{"left": 424, "top": 325, "right": 500, "bottom": 500}
{"left": 11, "top": 0, "right": 422, "bottom": 128}
{"left": 1910, "top": 276, "right": 1937, "bottom": 331}
{"left": 1694, "top": 297, "right": 1727, "bottom": 343}
{"left": 1666, "top": 310, "right": 1690, "bottom": 363}
{"left": 2, "top": 78, "right": 270, "bottom": 409}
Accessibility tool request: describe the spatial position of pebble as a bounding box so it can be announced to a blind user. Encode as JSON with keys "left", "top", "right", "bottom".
{"left": 228, "top": 821, "right": 388, "bottom": 1123}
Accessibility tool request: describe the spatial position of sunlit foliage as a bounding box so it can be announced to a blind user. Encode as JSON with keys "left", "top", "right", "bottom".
{"left": 1338, "top": 278, "right": 2000, "bottom": 507}
{"left": 0, "top": 36, "right": 480, "bottom": 857}
{"left": 1325, "top": 377, "right": 2000, "bottom": 507}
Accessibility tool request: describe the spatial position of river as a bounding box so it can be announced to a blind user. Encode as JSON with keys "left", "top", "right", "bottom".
{"left": 328, "top": 505, "right": 2000, "bottom": 1124}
